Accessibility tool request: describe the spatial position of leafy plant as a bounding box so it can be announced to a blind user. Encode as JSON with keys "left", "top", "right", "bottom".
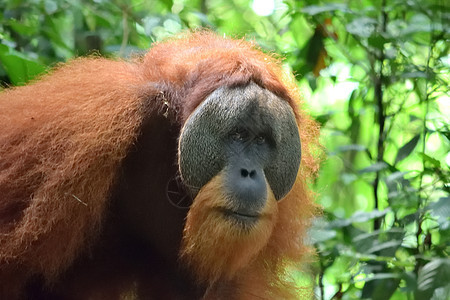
{"left": 292, "top": 0, "right": 449, "bottom": 299}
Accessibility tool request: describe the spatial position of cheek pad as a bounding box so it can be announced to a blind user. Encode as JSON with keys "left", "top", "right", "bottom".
{"left": 179, "top": 84, "right": 301, "bottom": 200}
{"left": 178, "top": 87, "right": 247, "bottom": 193}
{"left": 264, "top": 118, "right": 301, "bottom": 200}
{"left": 179, "top": 113, "right": 225, "bottom": 195}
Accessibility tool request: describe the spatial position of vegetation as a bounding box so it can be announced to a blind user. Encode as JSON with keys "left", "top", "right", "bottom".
{"left": 1, "top": 0, "right": 448, "bottom": 299}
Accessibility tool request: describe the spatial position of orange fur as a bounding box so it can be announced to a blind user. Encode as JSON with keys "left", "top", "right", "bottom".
{"left": 184, "top": 169, "right": 318, "bottom": 299}
{"left": 181, "top": 172, "right": 278, "bottom": 285}
{"left": 0, "top": 58, "right": 155, "bottom": 297}
{"left": 0, "top": 30, "right": 320, "bottom": 299}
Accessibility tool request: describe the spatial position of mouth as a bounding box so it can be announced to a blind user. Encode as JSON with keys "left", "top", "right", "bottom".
{"left": 219, "top": 208, "right": 261, "bottom": 225}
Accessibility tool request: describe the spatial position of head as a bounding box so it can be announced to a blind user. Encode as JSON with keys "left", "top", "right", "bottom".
{"left": 178, "top": 82, "right": 301, "bottom": 283}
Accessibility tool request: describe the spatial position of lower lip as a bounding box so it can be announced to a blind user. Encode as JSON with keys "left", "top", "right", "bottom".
{"left": 221, "top": 209, "right": 260, "bottom": 223}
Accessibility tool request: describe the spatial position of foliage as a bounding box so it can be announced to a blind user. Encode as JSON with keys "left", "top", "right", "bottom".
{"left": 0, "top": 0, "right": 448, "bottom": 299}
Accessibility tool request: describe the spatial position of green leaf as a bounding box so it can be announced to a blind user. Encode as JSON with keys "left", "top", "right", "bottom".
{"left": 160, "top": 0, "right": 174, "bottom": 11}
{"left": 415, "top": 259, "right": 450, "bottom": 300}
{"left": 346, "top": 17, "right": 377, "bottom": 38}
{"left": 359, "top": 162, "right": 388, "bottom": 173}
{"left": 328, "top": 218, "right": 352, "bottom": 228}
{"left": 7, "top": 19, "right": 38, "bottom": 36}
{"left": 353, "top": 227, "right": 403, "bottom": 256}
{"left": 350, "top": 209, "right": 390, "bottom": 223}
{"left": 395, "top": 134, "right": 420, "bottom": 164}
{"left": 401, "top": 271, "right": 417, "bottom": 293}
{"left": 302, "top": 4, "right": 350, "bottom": 16}
{"left": 0, "top": 44, "right": 46, "bottom": 85}
{"left": 400, "top": 14, "right": 436, "bottom": 36}
{"left": 440, "top": 130, "right": 450, "bottom": 142}
{"left": 365, "top": 240, "right": 402, "bottom": 255}
{"left": 310, "top": 218, "right": 338, "bottom": 244}
{"left": 401, "top": 71, "right": 428, "bottom": 79}
{"left": 142, "top": 15, "right": 162, "bottom": 36}
{"left": 309, "top": 227, "right": 337, "bottom": 244}
{"left": 44, "top": 0, "right": 58, "bottom": 15}
{"left": 336, "top": 144, "right": 367, "bottom": 152}
{"left": 314, "top": 113, "right": 331, "bottom": 126}
{"left": 362, "top": 274, "right": 401, "bottom": 300}
{"left": 427, "top": 197, "right": 450, "bottom": 230}
{"left": 419, "top": 152, "right": 441, "bottom": 168}
{"left": 329, "top": 209, "right": 390, "bottom": 229}
{"left": 368, "top": 34, "right": 387, "bottom": 50}
{"left": 385, "top": 171, "right": 410, "bottom": 192}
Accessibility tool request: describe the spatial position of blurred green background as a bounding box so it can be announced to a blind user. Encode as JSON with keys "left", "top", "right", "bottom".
{"left": 0, "top": 0, "right": 448, "bottom": 299}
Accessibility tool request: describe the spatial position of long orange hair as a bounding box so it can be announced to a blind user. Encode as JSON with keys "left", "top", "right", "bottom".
{"left": 0, "top": 30, "right": 320, "bottom": 299}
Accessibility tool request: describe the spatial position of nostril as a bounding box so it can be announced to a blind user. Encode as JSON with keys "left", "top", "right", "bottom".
{"left": 240, "top": 169, "right": 257, "bottom": 178}
{"left": 241, "top": 169, "right": 249, "bottom": 177}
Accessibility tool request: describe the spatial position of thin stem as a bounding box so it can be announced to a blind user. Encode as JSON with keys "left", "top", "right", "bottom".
{"left": 373, "top": 0, "right": 388, "bottom": 231}
{"left": 414, "top": 13, "right": 435, "bottom": 275}
{"left": 319, "top": 260, "right": 325, "bottom": 300}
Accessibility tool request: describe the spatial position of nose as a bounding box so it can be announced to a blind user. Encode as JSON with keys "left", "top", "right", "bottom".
{"left": 225, "top": 165, "right": 268, "bottom": 213}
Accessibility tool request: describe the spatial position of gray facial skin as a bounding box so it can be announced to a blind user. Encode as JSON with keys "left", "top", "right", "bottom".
{"left": 179, "top": 83, "right": 301, "bottom": 213}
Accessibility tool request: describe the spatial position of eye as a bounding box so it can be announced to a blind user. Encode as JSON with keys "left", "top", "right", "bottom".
{"left": 255, "top": 135, "right": 266, "bottom": 145}
{"left": 231, "top": 129, "right": 249, "bottom": 142}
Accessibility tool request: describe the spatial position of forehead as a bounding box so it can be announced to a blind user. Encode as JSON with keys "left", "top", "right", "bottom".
{"left": 197, "top": 83, "right": 293, "bottom": 123}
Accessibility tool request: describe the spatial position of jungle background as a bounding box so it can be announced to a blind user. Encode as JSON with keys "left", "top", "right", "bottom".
{"left": 0, "top": 0, "right": 448, "bottom": 299}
